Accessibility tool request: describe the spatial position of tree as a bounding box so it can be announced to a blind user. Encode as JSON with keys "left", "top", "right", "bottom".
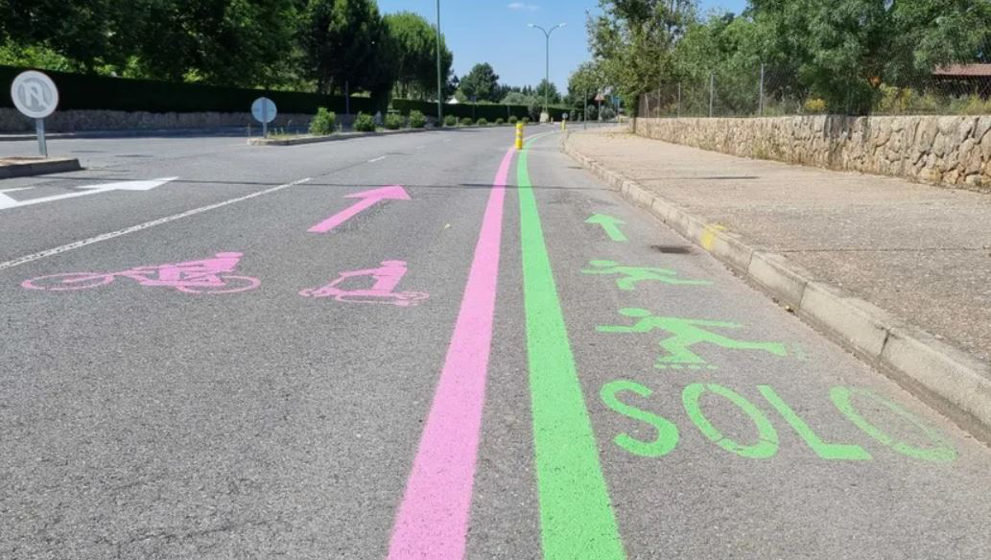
{"left": 749, "top": 0, "right": 991, "bottom": 114}
{"left": 568, "top": 61, "right": 608, "bottom": 107}
{"left": 588, "top": 0, "right": 697, "bottom": 113}
{"left": 535, "top": 79, "right": 561, "bottom": 104}
{"left": 300, "top": 0, "right": 393, "bottom": 95}
{"left": 459, "top": 63, "right": 501, "bottom": 102}
{"left": 384, "top": 11, "right": 453, "bottom": 100}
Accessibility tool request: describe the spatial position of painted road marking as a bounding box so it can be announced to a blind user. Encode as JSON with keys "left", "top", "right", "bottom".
{"left": 299, "top": 260, "right": 428, "bottom": 306}
{"left": 368, "top": 155, "right": 388, "bottom": 163}
{"left": 387, "top": 148, "right": 515, "bottom": 559}
{"left": 582, "top": 260, "right": 712, "bottom": 289}
{"left": 307, "top": 185, "right": 410, "bottom": 234}
{"left": 597, "top": 309, "right": 788, "bottom": 370}
{"left": 22, "top": 251, "right": 259, "bottom": 294}
{"left": 518, "top": 140, "right": 626, "bottom": 559}
{"left": 0, "top": 187, "right": 34, "bottom": 194}
{"left": 0, "top": 178, "right": 312, "bottom": 273}
{"left": 0, "top": 178, "right": 177, "bottom": 211}
{"left": 601, "top": 379, "right": 957, "bottom": 463}
{"left": 586, "top": 213, "right": 628, "bottom": 242}
{"left": 700, "top": 224, "right": 726, "bottom": 251}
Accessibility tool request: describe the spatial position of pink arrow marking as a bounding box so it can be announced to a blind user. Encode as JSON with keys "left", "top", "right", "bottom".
{"left": 308, "top": 185, "right": 411, "bottom": 233}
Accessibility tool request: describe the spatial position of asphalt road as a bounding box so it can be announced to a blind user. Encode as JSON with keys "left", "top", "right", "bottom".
{"left": 1, "top": 127, "right": 990, "bottom": 559}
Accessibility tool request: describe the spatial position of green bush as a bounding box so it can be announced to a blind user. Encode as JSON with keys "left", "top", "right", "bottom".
{"left": 599, "top": 106, "right": 616, "bottom": 120}
{"left": 353, "top": 112, "right": 376, "bottom": 132}
{"left": 521, "top": 116, "right": 530, "bottom": 124}
{"left": 444, "top": 114, "right": 458, "bottom": 127}
{"left": 384, "top": 113, "right": 403, "bottom": 130}
{"left": 508, "top": 115, "right": 518, "bottom": 124}
{"left": 460, "top": 117, "right": 473, "bottom": 126}
{"left": 495, "top": 118, "right": 505, "bottom": 125}
{"left": 476, "top": 117, "right": 488, "bottom": 126}
{"left": 408, "top": 110, "right": 427, "bottom": 128}
{"left": 802, "top": 98, "right": 827, "bottom": 114}
{"left": 309, "top": 107, "right": 337, "bottom": 135}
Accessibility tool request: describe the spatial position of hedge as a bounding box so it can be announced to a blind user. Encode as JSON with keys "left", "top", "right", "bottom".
{"left": 0, "top": 65, "right": 573, "bottom": 121}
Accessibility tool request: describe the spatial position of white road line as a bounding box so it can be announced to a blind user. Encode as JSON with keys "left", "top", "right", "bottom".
{"left": 0, "top": 187, "right": 34, "bottom": 194}
{"left": 0, "top": 177, "right": 312, "bottom": 272}
{"left": 368, "top": 155, "right": 388, "bottom": 163}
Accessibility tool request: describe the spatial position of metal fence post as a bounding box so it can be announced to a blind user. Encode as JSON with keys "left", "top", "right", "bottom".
{"left": 677, "top": 82, "right": 681, "bottom": 118}
{"left": 757, "top": 62, "right": 764, "bottom": 117}
{"left": 708, "top": 73, "right": 714, "bottom": 117}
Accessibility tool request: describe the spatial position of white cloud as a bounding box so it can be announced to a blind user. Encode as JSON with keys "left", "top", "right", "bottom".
{"left": 507, "top": 2, "right": 539, "bottom": 11}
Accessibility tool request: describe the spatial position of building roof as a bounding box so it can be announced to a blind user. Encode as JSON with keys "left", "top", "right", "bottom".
{"left": 933, "top": 64, "right": 991, "bottom": 77}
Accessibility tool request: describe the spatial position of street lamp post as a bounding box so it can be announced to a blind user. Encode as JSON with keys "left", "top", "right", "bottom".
{"left": 528, "top": 22, "right": 565, "bottom": 122}
{"left": 435, "top": 0, "right": 443, "bottom": 122}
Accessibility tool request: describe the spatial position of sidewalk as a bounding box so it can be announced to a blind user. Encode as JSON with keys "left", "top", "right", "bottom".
{"left": 565, "top": 128, "right": 991, "bottom": 439}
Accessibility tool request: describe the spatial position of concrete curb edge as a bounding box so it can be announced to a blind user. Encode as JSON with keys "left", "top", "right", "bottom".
{"left": 562, "top": 131, "right": 991, "bottom": 444}
{"left": 0, "top": 158, "right": 82, "bottom": 179}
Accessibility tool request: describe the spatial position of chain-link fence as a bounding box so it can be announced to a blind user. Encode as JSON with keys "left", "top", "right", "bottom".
{"left": 639, "top": 63, "right": 991, "bottom": 118}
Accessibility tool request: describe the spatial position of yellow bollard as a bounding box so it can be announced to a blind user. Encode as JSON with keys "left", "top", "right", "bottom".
{"left": 561, "top": 119, "right": 566, "bottom": 131}
{"left": 515, "top": 122, "right": 524, "bottom": 151}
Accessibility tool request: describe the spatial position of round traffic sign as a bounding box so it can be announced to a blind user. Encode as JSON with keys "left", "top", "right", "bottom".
{"left": 10, "top": 70, "right": 59, "bottom": 119}
{"left": 251, "top": 97, "right": 277, "bottom": 124}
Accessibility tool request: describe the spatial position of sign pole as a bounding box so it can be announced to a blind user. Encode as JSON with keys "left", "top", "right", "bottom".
{"left": 262, "top": 103, "right": 268, "bottom": 138}
{"left": 35, "top": 118, "right": 48, "bottom": 158}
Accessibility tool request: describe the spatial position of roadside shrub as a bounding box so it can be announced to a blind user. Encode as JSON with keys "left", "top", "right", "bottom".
{"left": 476, "top": 117, "right": 488, "bottom": 126}
{"left": 460, "top": 117, "right": 473, "bottom": 126}
{"left": 521, "top": 116, "right": 530, "bottom": 124}
{"left": 309, "top": 107, "right": 336, "bottom": 135}
{"left": 353, "top": 112, "right": 376, "bottom": 132}
{"left": 408, "top": 110, "right": 427, "bottom": 128}
{"left": 384, "top": 113, "right": 403, "bottom": 130}
{"left": 495, "top": 118, "right": 505, "bottom": 125}
{"left": 803, "top": 98, "right": 827, "bottom": 114}
{"left": 599, "top": 106, "right": 616, "bottom": 120}
{"left": 508, "top": 115, "right": 518, "bottom": 124}
{"left": 444, "top": 114, "right": 457, "bottom": 127}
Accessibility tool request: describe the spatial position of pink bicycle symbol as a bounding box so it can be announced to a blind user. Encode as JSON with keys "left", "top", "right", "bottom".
{"left": 300, "top": 260, "right": 428, "bottom": 307}
{"left": 22, "top": 252, "right": 261, "bottom": 295}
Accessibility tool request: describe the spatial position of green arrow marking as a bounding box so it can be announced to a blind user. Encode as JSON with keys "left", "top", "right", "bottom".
{"left": 586, "top": 213, "right": 628, "bottom": 242}
{"left": 519, "top": 141, "right": 627, "bottom": 559}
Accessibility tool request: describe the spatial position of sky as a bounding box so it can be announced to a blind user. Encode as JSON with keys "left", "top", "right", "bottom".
{"left": 376, "top": 0, "right": 749, "bottom": 93}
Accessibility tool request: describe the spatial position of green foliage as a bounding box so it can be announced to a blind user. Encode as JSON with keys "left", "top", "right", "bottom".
{"left": 568, "top": 61, "right": 607, "bottom": 108}
{"left": 495, "top": 118, "right": 505, "bottom": 125}
{"left": 301, "top": 0, "right": 394, "bottom": 97}
{"left": 309, "top": 107, "right": 337, "bottom": 135}
{"left": 600, "top": 106, "right": 616, "bottom": 120}
{"left": 803, "top": 98, "right": 827, "bottom": 114}
{"left": 353, "top": 112, "right": 376, "bottom": 132}
{"left": 535, "top": 79, "right": 562, "bottom": 105}
{"left": 459, "top": 63, "right": 501, "bottom": 102}
{"left": 444, "top": 114, "right": 458, "bottom": 127}
{"left": 384, "top": 113, "right": 404, "bottom": 130}
{"left": 509, "top": 115, "right": 518, "bottom": 124}
{"left": 408, "top": 110, "right": 427, "bottom": 128}
{"left": 385, "top": 12, "right": 453, "bottom": 100}
{"left": 522, "top": 116, "right": 531, "bottom": 124}
{"left": 476, "top": 117, "right": 488, "bottom": 126}
{"left": 459, "top": 117, "right": 473, "bottom": 126}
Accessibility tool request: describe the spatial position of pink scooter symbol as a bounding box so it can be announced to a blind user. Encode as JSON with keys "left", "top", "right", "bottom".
{"left": 300, "top": 260, "right": 428, "bottom": 307}
{"left": 22, "top": 252, "right": 260, "bottom": 294}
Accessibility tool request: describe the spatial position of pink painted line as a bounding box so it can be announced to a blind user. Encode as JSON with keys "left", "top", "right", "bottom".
{"left": 308, "top": 185, "right": 410, "bottom": 233}
{"left": 387, "top": 148, "right": 515, "bottom": 560}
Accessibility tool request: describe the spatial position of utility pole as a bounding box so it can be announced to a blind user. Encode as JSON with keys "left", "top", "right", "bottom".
{"left": 435, "top": 0, "right": 443, "bottom": 122}
{"left": 528, "top": 23, "right": 566, "bottom": 122}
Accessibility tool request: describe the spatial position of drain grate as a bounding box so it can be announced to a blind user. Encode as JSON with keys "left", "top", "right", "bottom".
{"left": 651, "top": 244, "right": 693, "bottom": 254}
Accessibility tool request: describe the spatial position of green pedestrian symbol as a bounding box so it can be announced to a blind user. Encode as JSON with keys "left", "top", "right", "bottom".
{"left": 597, "top": 308, "right": 788, "bottom": 370}
{"left": 582, "top": 260, "right": 711, "bottom": 290}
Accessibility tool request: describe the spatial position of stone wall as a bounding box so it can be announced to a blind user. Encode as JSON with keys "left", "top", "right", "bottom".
{"left": 634, "top": 115, "right": 991, "bottom": 190}
{"left": 0, "top": 108, "right": 320, "bottom": 133}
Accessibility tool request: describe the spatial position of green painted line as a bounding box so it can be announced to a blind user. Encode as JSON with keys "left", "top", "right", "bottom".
{"left": 517, "top": 140, "right": 626, "bottom": 559}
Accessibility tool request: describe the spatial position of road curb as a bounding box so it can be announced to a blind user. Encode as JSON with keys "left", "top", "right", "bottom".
{"left": 0, "top": 157, "right": 82, "bottom": 179}
{"left": 562, "top": 132, "right": 991, "bottom": 444}
{"left": 248, "top": 126, "right": 488, "bottom": 146}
